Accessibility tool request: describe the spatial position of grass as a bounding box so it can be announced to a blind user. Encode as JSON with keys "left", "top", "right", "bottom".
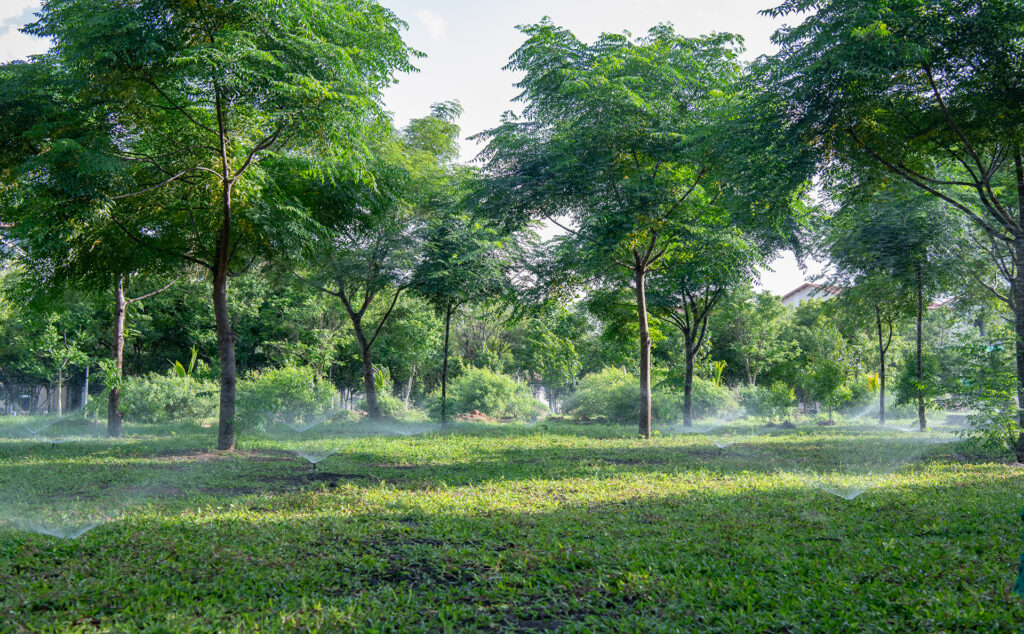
{"left": 0, "top": 413, "right": 1022, "bottom": 632}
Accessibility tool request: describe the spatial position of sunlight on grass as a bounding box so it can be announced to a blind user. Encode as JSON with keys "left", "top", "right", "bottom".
{"left": 0, "top": 414, "right": 1021, "bottom": 631}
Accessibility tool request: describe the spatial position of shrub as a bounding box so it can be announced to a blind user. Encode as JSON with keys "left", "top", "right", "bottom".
{"left": 355, "top": 390, "right": 429, "bottom": 420}
{"left": 566, "top": 367, "right": 695, "bottom": 424}
{"left": 438, "top": 367, "right": 546, "bottom": 421}
{"left": 738, "top": 382, "right": 795, "bottom": 421}
{"left": 114, "top": 372, "right": 219, "bottom": 424}
{"left": 839, "top": 378, "right": 877, "bottom": 414}
{"left": 689, "top": 378, "right": 739, "bottom": 419}
{"left": 237, "top": 366, "right": 337, "bottom": 431}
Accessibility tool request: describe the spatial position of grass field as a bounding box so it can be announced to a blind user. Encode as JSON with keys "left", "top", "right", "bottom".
{"left": 1, "top": 414, "right": 1022, "bottom": 632}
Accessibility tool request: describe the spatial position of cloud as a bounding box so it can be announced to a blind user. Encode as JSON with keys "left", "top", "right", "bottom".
{"left": 416, "top": 9, "right": 446, "bottom": 41}
{"left": 0, "top": 1, "right": 37, "bottom": 24}
{"left": 0, "top": 2, "right": 47, "bottom": 63}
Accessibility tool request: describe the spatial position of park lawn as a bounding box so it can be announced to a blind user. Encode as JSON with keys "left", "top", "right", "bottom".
{"left": 0, "top": 416, "right": 1022, "bottom": 632}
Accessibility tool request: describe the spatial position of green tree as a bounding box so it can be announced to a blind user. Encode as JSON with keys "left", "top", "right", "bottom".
{"left": 478, "top": 21, "right": 804, "bottom": 437}
{"left": 765, "top": 0, "right": 1024, "bottom": 454}
{"left": 716, "top": 288, "right": 796, "bottom": 387}
{"left": 25, "top": 0, "right": 416, "bottom": 449}
{"left": 819, "top": 184, "right": 963, "bottom": 428}
{"left": 803, "top": 318, "right": 853, "bottom": 421}
{"left": 649, "top": 225, "right": 756, "bottom": 425}
{"left": 411, "top": 165, "right": 516, "bottom": 421}
{"left": 292, "top": 105, "right": 458, "bottom": 418}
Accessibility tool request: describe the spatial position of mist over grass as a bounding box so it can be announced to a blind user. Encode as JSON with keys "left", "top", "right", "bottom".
{"left": 0, "top": 413, "right": 1020, "bottom": 631}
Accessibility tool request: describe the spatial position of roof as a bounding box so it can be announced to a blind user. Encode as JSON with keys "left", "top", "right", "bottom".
{"left": 780, "top": 283, "right": 842, "bottom": 302}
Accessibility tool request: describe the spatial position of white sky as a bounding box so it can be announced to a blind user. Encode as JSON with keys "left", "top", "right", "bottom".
{"left": 1, "top": 0, "right": 822, "bottom": 294}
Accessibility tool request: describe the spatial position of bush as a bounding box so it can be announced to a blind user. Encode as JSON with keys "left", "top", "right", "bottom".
{"left": 689, "top": 378, "right": 739, "bottom": 419}
{"left": 237, "top": 366, "right": 337, "bottom": 431}
{"left": 113, "top": 372, "right": 219, "bottom": 424}
{"left": 840, "top": 378, "right": 877, "bottom": 414}
{"left": 566, "top": 367, "right": 694, "bottom": 425}
{"left": 738, "top": 382, "right": 795, "bottom": 421}
{"left": 438, "top": 367, "right": 547, "bottom": 421}
{"left": 355, "top": 390, "right": 429, "bottom": 420}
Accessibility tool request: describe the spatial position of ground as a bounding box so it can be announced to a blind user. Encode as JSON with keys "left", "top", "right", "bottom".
{"left": 0, "top": 415, "right": 1021, "bottom": 632}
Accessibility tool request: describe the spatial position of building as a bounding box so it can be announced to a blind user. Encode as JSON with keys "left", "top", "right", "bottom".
{"left": 779, "top": 283, "right": 842, "bottom": 307}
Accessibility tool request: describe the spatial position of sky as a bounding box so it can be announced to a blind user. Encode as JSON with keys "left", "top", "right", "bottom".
{"left": 0, "top": 0, "right": 824, "bottom": 294}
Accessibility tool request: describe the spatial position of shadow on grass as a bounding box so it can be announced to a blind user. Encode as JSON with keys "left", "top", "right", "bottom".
{"left": 0, "top": 471, "right": 1021, "bottom": 632}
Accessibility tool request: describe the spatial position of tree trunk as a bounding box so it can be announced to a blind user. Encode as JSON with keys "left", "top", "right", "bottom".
{"left": 108, "top": 277, "right": 127, "bottom": 437}
{"left": 56, "top": 367, "right": 62, "bottom": 417}
{"left": 916, "top": 266, "right": 926, "bottom": 430}
{"left": 82, "top": 365, "right": 89, "bottom": 413}
{"left": 876, "top": 306, "right": 886, "bottom": 426}
{"left": 353, "top": 321, "right": 380, "bottom": 419}
{"left": 683, "top": 334, "right": 695, "bottom": 427}
{"left": 634, "top": 268, "right": 653, "bottom": 439}
{"left": 1013, "top": 238, "right": 1024, "bottom": 461}
{"left": 213, "top": 248, "right": 238, "bottom": 451}
{"left": 441, "top": 305, "right": 452, "bottom": 423}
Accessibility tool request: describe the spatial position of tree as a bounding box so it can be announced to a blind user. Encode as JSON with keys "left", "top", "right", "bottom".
{"left": 765, "top": 0, "right": 1024, "bottom": 453}
{"left": 292, "top": 105, "right": 458, "bottom": 418}
{"left": 803, "top": 317, "right": 854, "bottom": 421}
{"left": 478, "top": 21, "right": 805, "bottom": 438}
{"left": 649, "top": 225, "right": 756, "bottom": 426}
{"left": 0, "top": 53, "right": 187, "bottom": 436}
{"left": 828, "top": 277, "right": 909, "bottom": 425}
{"left": 715, "top": 288, "right": 797, "bottom": 387}
{"left": 412, "top": 169, "right": 513, "bottom": 422}
{"left": 818, "top": 181, "right": 964, "bottom": 428}
{"left": 512, "top": 310, "right": 583, "bottom": 413}
{"left": 24, "top": 0, "right": 415, "bottom": 449}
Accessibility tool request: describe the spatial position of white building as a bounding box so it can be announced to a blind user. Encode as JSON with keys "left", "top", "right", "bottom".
{"left": 779, "top": 283, "right": 842, "bottom": 307}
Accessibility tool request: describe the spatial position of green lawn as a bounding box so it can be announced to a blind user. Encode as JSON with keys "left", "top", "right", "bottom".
{"left": 0, "top": 415, "right": 1022, "bottom": 632}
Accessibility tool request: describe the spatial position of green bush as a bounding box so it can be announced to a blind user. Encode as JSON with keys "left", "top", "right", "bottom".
{"left": 237, "top": 366, "right": 336, "bottom": 431}
{"left": 355, "top": 390, "right": 429, "bottom": 420}
{"left": 437, "top": 367, "right": 546, "bottom": 421}
{"left": 112, "top": 372, "right": 219, "bottom": 424}
{"left": 566, "top": 367, "right": 694, "bottom": 424}
{"left": 839, "top": 379, "right": 877, "bottom": 414}
{"left": 738, "top": 382, "right": 795, "bottom": 421}
{"left": 689, "top": 378, "right": 739, "bottom": 419}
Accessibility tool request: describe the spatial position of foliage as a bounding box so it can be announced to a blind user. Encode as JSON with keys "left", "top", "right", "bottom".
{"left": 107, "top": 372, "right": 219, "bottom": 425}
{"left": 687, "top": 378, "right": 739, "bottom": 419}
{"left": 893, "top": 351, "right": 945, "bottom": 413}
{"left": 236, "top": 366, "right": 337, "bottom": 432}
{"left": 840, "top": 378, "right": 878, "bottom": 415}
{"left": 437, "top": 367, "right": 546, "bottom": 421}
{"left": 942, "top": 336, "right": 1020, "bottom": 452}
{"left": 713, "top": 288, "right": 797, "bottom": 385}
{"left": 567, "top": 367, "right": 693, "bottom": 424}
{"left": 738, "top": 382, "right": 795, "bottom": 421}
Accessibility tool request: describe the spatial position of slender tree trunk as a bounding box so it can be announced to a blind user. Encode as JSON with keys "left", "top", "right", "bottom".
{"left": 56, "top": 367, "right": 62, "bottom": 417}
{"left": 634, "top": 268, "right": 653, "bottom": 439}
{"left": 82, "top": 365, "right": 89, "bottom": 413}
{"left": 876, "top": 306, "right": 886, "bottom": 426}
{"left": 353, "top": 322, "right": 380, "bottom": 419}
{"left": 1011, "top": 149, "right": 1024, "bottom": 460}
{"left": 1014, "top": 239, "right": 1024, "bottom": 461}
{"left": 683, "top": 334, "right": 695, "bottom": 427}
{"left": 108, "top": 277, "right": 127, "bottom": 437}
{"left": 916, "top": 266, "right": 926, "bottom": 430}
{"left": 213, "top": 264, "right": 237, "bottom": 450}
{"left": 213, "top": 89, "right": 239, "bottom": 451}
{"left": 441, "top": 305, "right": 452, "bottom": 423}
